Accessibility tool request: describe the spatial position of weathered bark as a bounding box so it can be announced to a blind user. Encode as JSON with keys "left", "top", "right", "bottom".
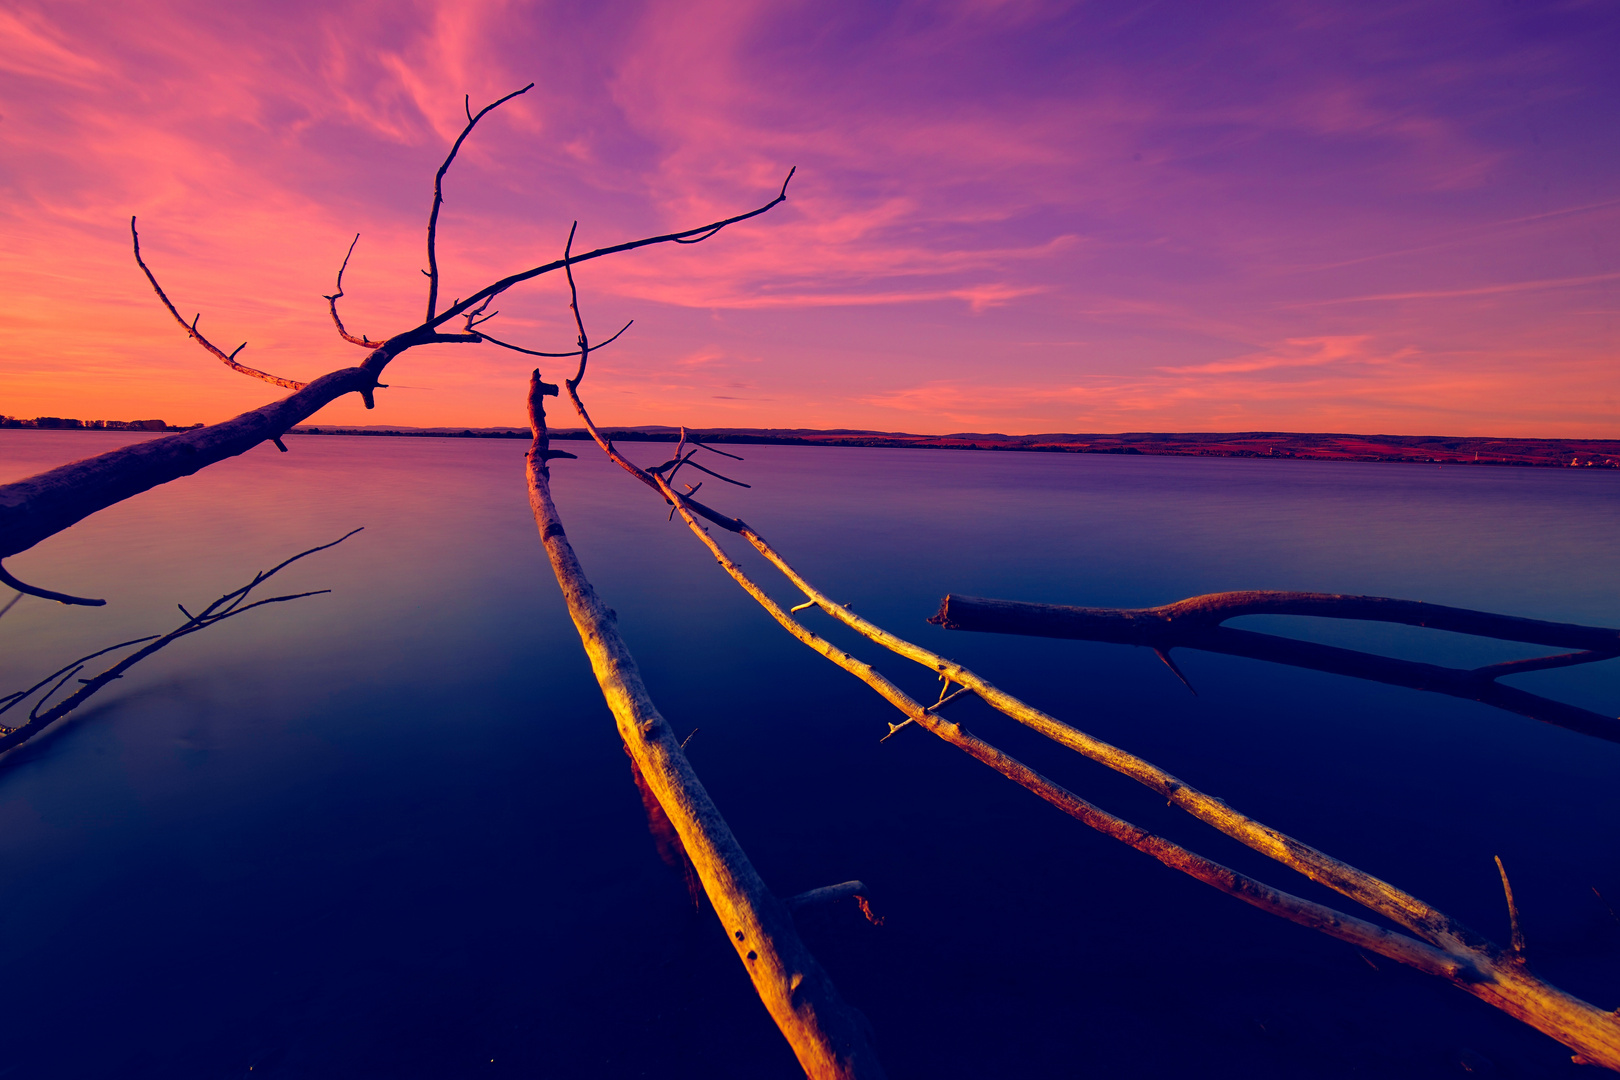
{"left": 523, "top": 373, "right": 884, "bottom": 1080}
{"left": 929, "top": 593, "right": 1620, "bottom": 743}
{"left": 929, "top": 591, "right": 1620, "bottom": 653}
{"left": 0, "top": 367, "right": 375, "bottom": 563}
{"left": 554, "top": 401, "right": 1620, "bottom": 1070}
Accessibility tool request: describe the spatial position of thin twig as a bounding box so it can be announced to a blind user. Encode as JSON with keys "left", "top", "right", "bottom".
{"left": 430, "top": 168, "right": 795, "bottom": 332}
{"left": 323, "top": 234, "right": 386, "bottom": 349}
{"left": 0, "top": 560, "right": 105, "bottom": 607}
{"left": 1496, "top": 856, "right": 1526, "bottom": 956}
{"left": 130, "top": 218, "right": 307, "bottom": 389}
{"left": 477, "top": 321, "right": 633, "bottom": 358}
{"left": 426, "top": 84, "right": 535, "bottom": 321}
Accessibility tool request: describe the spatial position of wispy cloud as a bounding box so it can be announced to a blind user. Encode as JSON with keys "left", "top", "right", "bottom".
{"left": 0, "top": 0, "right": 1615, "bottom": 435}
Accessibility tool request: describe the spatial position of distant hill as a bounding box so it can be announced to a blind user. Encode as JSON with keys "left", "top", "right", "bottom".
{"left": 284, "top": 424, "right": 1620, "bottom": 468}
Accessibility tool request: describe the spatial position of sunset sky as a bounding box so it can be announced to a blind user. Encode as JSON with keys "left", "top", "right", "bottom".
{"left": 2, "top": 0, "right": 1616, "bottom": 436}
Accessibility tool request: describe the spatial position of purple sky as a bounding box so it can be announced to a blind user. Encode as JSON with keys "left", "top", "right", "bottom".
{"left": 3, "top": 0, "right": 1617, "bottom": 434}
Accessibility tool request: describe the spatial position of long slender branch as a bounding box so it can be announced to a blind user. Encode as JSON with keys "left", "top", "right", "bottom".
{"left": 0, "top": 530, "right": 359, "bottom": 755}
{"left": 929, "top": 591, "right": 1620, "bottom": 654}
{"left": 4, "top": 117, "right": 790, "bottom": 579}
{"left": 559, "top": 360, "right": 1620, "bottom": 1066}
{"left": 651, "top": 469, "right": 1463, "bottom": 963}
{"left": 131, "top": 218, "right": 307, "bottom": 390}
{"left": 523, "top": 372, "right": 883, "bottom": 1080}
{"left": 426, "top": 84, "right": 534, "bottom": 321}
{"left": 929, "top": 594, "right": 1620, "bottom": 743}
{"left": 432, "top": 167, "right": 795, "bottom": 331}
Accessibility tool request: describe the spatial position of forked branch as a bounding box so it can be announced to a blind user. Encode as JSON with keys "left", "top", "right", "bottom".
{"left": 1, "top": 90, "right": 793, "bottom": 576}
{"left": 0, "top": 529, "right": 360, "bottom": 755}
{"left": 425, "top": 84, "right": 535, "bottom": 321}
{"left": 928, "top": 593, "right": 1620, "bottom": 743}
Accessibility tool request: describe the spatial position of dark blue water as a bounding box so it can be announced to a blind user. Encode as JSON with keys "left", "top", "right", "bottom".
{"left": 2, "top": 430, "right": 1618, "bottom": 1078}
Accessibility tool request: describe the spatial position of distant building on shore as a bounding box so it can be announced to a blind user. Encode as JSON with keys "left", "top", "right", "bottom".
{"left": 0, "top": 416, "right": 193, "bottom": 431}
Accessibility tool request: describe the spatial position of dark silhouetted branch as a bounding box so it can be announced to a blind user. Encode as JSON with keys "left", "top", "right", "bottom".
{"left": 928, "top": 590, "right": 1620, "bottom": 653}
{"left": 0, "top": 529, "right": 359, "bottom": 755}
{"left": 131, "top": 218, "right": 307, "bottom": 390}
{"left": 426, "top": 84, "right": 534, "bottom": 321}
{"left": 431, "top": 168, "right": 795, "bottom": 331}
{"left": 323, "top": 234, "right": 387, "bottom": 349}
{"left": 0, "top": 560, "right": 106, "bottom": 607}
{"left": 3, "top": 96, "right": 791, "bottom": 578}
{"left": 477, "top": 320, "right": 632, "bottom": 359}
{"left": 928, "top": 593, "right": 1620, "bottom": 743}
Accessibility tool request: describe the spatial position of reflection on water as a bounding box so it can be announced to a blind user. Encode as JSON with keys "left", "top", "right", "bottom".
{"left": 2, "top": 430, "right": 1619, "bottom": 1078}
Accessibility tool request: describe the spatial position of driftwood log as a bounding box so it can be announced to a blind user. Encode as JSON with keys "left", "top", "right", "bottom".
{"left": 929, "top": 593, "right": 1620, "bottom": 743}
{"left": 542, "top": 342, "right": 1620, "bottom": 1069}
{"left": 523, "top": 372, "right": 884, "bottom": 1080}
{"left": 0, "top": 84, "right": 791, "bottom": 606}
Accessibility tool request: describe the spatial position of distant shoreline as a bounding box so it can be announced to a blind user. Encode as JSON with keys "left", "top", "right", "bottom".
{"left": 278, "top": 424, "right": 1617, "bottom": 469}
{"left": 8, "top": 419, "right": 1615, "bottom": 468}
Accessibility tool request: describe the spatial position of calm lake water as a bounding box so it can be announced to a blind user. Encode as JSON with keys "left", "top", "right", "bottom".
{"left": 2, "top": 429, "right": 1619, "bottom": 1079}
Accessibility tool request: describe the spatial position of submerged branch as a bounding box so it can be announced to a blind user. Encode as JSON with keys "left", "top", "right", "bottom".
{"left": 559, "top": 356, "right": 1620, "bottom": 1068}
{"left": 0, "top": 529, "right": 359, "bottom": 756}
{"left": 524, "top": 371, "right": 883, "bottom": 1080}
{"left": 929, "top": 593, "right": 1620, "bottom": 743}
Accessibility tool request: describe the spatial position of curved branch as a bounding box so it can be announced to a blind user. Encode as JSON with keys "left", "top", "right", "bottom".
{"left": 0, "top": 560, "right": 106, "bottom": 606}
{"left": 323, "top": 234, "right": 386, "bottom": 349}
{"left": 432, "top": 168, "right": 796, "bottom": 330}
{"left": 425, "top": 84, "right": 534, "bottom": 321}
{"left": 477, "top": 320, "right": 632, "bottom": 359}
{"left": 130, "top": 218, "right": 307, "bottom": 390}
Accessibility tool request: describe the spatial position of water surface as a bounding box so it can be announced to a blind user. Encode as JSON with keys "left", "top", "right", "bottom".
{"left": 2, "top": 430, "right": 1618, "bottom": 1078}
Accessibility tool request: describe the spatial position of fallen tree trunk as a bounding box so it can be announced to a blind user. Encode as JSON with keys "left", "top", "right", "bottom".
{"left": 0, "top": 367, "right": 375, "bottom": 566}
{"left": 929, "top": 593, "right": 1620, "bottom": 743}
{"left": 523, "top": 372, "right": 884, "bottom": 1080}
{"left": 928, "top": 591, "right": 1620, "bottom": 653}
{"left": 550, "top": 380, "right": 1620, "bottom": 1068}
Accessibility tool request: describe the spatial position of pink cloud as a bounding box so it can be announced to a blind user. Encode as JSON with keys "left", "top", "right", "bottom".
{"left": 0, "top": 0, "right": 1615, "bottom": 437}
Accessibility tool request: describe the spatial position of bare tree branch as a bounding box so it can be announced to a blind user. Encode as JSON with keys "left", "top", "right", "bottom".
{"left": 928, "top": 593, "right": 1620, "bottom": 743}
{"left": 523, "top": 371, "right": 884, "bottom": 1079}
{"left": 551, "top": 314, "right": 1620, "bottom": 1069}
{"left": 323, "top": 234, "right": 387, "bottom": 349}
{"left": 476, "top": 320, "right": 632, "bottom": 359}
{"left": 432, "top": 167, "right": 795, "bottom": 331}
{"left": 2, "top": 92, "right": 791, "bottom": 587}
{"left": 0, "top": 529, "right": 360, "bottom": 755}
{"left": 0, "top": 560, "right": 106, "bottom": 607}
{"left": 131, "top": 218, "right": 308, "bottom": 390}
{"left": 425, "top": 84, "right": 535, "bottom": 321}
